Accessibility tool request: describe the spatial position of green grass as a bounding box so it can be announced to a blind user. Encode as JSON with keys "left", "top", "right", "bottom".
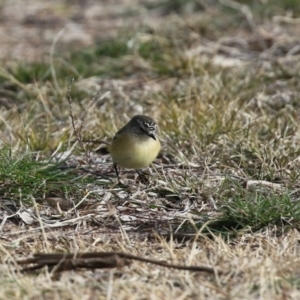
{"left": 6, "top": 62, "right": 52, "bottom": 84}
{"left": 219, "top": 181, "right": 299, "bottom": 231}
{"left": 0, "top": 147, "right": 96, "bottom": 205}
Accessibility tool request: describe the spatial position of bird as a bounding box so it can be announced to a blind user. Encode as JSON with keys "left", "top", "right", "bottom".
{"left": 100, "top": 115, "right": 161, "bottom": 182}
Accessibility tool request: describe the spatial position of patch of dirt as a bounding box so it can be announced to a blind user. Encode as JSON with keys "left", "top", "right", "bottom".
{"left": 0, "top": 0, "right": 147, "bottom": 61}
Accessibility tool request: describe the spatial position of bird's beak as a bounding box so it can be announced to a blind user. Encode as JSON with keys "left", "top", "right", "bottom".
{"left": 149, "top": 132, "right": 156, "bottom": 140}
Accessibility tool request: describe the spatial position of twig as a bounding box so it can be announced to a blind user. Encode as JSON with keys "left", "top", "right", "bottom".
{"left": 67, "top": 79, "right": 89, "bottom": 159}
{"left": 16, "top": 251, "right": 221, "bottom": 275}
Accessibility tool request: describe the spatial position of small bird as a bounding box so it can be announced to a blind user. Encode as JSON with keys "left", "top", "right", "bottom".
{"left": 101, "top": 115, "right": 161, "bottom": 182}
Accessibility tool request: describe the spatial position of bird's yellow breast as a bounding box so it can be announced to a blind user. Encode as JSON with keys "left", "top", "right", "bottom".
{"left": 109, "top": 132, "right": 161, "bottom": 169}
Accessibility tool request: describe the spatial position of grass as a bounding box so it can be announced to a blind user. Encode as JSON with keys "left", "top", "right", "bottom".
{"left": 1, "top": 0, "right": 300, "bottom": 299}
{"left": 0, "top": 147, "right": 99, "bottom": 207}
{"left": 219, "top": 182, "right": 300, "bottom": 231}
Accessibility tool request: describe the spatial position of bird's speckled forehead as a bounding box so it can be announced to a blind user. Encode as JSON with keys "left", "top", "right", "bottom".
{"left": 131, "top": 115, "right": 157, "bottom": 127}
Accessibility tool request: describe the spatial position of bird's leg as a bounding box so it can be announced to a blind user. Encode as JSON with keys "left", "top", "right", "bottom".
{"left": 113, "top": 163, "right": 120, "bottom": 182}
{"left": 113, "top": 164, "right": 130, "bottom": 187}
{"left": 136, "top": 170, "right": 149, "bottom": 184}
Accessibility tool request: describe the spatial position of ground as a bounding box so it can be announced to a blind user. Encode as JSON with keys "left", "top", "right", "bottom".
{"left": 1, "top": 0, "right": 300, "bottom": 299}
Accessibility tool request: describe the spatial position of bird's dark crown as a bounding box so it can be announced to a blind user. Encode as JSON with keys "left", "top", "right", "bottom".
{"left": 130, "top": 115, "right": 158, "bottom": 140}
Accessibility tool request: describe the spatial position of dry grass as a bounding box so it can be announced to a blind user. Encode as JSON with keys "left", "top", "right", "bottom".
{"left": 1, "top": 0, "right": 300, "bottom": 299}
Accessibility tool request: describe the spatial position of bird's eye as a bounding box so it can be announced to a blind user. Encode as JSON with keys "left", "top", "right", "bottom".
{"left": 148, "top": 126, "right": 155, "bottom": 132}
{"left": 145, "top": 122, "right": 156, "bottom": 131}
